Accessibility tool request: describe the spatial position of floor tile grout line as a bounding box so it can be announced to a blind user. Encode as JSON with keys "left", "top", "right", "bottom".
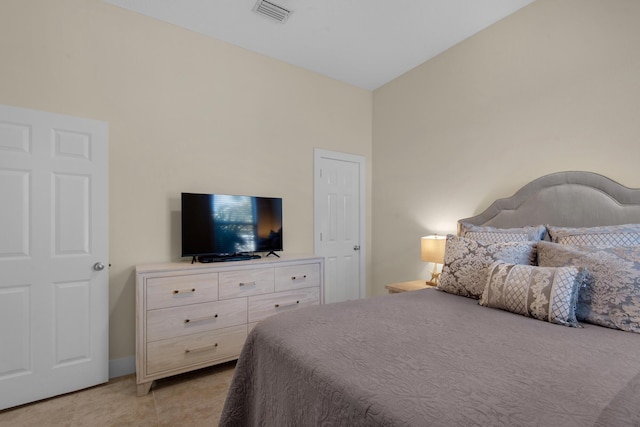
{"left": 152, "top": 386, "right": 160, "bottom": 427}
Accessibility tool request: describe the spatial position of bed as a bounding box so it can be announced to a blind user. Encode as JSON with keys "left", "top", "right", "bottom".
{"left": 219, "top": 171, "right": 640, "bottom": 426}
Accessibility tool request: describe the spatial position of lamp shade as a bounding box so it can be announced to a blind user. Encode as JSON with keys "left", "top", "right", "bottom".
{"left": 421, "top": 235, "right": 446, "bottom": 264}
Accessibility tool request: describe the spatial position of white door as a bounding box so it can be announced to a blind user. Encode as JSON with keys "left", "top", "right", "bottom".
{"left": 0, "top": 104, "right": 109, "bottom": 410}
{"left": 314, "top": 149, "right": 365, "bottom": 304}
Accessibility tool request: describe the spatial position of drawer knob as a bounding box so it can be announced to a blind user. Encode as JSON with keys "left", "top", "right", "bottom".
{"left": 291, "top": 275, "right": 307, "bottom": 280}
{"left": 184, "top": 314, "right": 218, "bottom": 324}
{"left": 173, "top": 288, "right": 196, "bottom": 295}
{"left": 275, "top": 300, "right": 300, "bottom": 308}
{"left": 239, "top": 281, "right": 256, "bottom": 287}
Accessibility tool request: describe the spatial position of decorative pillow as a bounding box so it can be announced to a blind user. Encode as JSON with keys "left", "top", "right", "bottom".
{"left": 547, "top": 224, "right": 640, "bottom": 247}
{"left": 538, "top": 241, "right": 640, "bottom": 333}
{"left": 437, "top": 235, "right": 537, "bottom": 299}
{"left": 459, "top": 222, "right": 547, "bottom": 243}
{"left": 480, "top": 261, "right": 586, "bottom": 327}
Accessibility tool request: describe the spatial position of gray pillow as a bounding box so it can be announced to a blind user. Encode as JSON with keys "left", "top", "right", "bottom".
{"left": 538, "top": 241, "right": 640, "bottom": 333}
{"left": 480, "top": 261, "right": 586, "bottom": 327}
{"left": 438, "top": 235, "right": 537, "bottom": 299}
{"left": 546, "top": 224, "right": 640, "bottom": 247}
{"left": 459, "top": 222, "right": 547, "bottom": 243}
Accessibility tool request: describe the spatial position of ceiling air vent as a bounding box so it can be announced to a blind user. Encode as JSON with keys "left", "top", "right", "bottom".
{"left": 252, "top": 0, "right": 292, "bottom": 24}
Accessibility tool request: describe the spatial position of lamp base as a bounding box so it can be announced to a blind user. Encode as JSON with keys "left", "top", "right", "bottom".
{"left": 426, "top": 271, "right": 440, "bottom": 287}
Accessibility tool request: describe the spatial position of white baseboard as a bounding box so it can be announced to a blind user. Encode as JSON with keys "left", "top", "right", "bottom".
{"left": 109, "top": 355, "right": 135, "bottom": 379}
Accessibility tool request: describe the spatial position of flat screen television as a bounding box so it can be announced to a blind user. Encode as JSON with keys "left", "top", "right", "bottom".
{"left": 181, "top": 192, "right": 283, "bottom": 262}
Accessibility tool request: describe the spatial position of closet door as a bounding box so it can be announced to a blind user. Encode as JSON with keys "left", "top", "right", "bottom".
{"left": 0, "top": 104, "right": 109, "bottom": 410}
{"left": 314, "top": 149, "right": 365, "bottom": 304}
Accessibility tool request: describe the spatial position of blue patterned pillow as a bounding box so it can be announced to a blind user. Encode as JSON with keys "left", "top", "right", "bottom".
{"left": 480, "top": 261, "right": 586, "bottom": 327}
{"left": 538, "top": 241, "right": 640, "bottom": 333}
{"left": 460, "top": 223, "right": 547, "bottom": 243}
{"left": 438, "top": 235, "right": 537, "bottom": 299}
{"left": 547, "top": 224, "right": 640, "bottom": 247}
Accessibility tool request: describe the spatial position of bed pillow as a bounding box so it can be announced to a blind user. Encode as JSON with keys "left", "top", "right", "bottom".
{"left": 438, "top": 235, "right": 537, "bottom": 299}
{"left": 538, "top": 241, "right": 640, "bottom": 333}
{"left": 459, "top": 222, "right": 547, "bottom": 243}
{"left": 480, "top": 261, "right": 586, "bottom": 327}
{"left": 546, "top": 224, "right": 640, "bottom": 247}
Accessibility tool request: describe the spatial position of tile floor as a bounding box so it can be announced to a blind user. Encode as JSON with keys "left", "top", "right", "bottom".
{"left": 0, "top": 361, "right": 236, "bottom": 427}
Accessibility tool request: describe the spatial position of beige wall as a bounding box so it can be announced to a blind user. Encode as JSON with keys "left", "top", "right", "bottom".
{"left": 0, "top": 0, "right": 372, "bottom": 363}
{"left": 372, "top": 0, "right": 640, "bottom": 294}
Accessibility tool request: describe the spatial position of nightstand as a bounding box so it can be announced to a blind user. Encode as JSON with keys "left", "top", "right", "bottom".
{"left": 385, "top": 279, "right": 435, "bottom": 294}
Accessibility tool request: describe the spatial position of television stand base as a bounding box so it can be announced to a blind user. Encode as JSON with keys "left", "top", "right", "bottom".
{"left": 265, "top": 251, "right": 280, "bottom": 258}
{"left": 195, "top": 254, "right": 262, "bottom": 263}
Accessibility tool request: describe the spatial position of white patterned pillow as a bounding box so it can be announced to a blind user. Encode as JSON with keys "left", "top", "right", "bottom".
{"left": 480, "top": 261, "right": 586, "bottom": 327}
{"left": 438, "top": 235, "right": 537, "bottom": 299}
{"left": 547, "top": 224, "right": 640, "bottom": 247}
{"left": 538, "top": 241, "right": 640, "bottom": 333}
{"left": 459, "top": 222, "right": 547, "bottom": 243}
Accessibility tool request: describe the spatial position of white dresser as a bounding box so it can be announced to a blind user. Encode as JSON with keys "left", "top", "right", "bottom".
{"left": 135, "top": 255, "right": 324, "bottom": 395}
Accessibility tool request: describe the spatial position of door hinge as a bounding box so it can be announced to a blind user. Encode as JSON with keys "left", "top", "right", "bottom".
{"left": 353, "top": 245, "right": 360, "bottom": 251}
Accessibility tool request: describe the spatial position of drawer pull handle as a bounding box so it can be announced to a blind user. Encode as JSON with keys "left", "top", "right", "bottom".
{"left": 275, "top": 300, "right": 300, "bottom": 308}
{"left": 239, "top": 281, "right": 256, "bottom": 287}
{"left": 291, "top": 275, "right": 307, "bottom": 280}
{"left": 173, "top": 288, "right": 196, "bottom": 295}
{"left": 184, "top": 314, "right": 218, "bottom": 324}
{"left": 185, "top": 343, "right": 218, "bottom": 354}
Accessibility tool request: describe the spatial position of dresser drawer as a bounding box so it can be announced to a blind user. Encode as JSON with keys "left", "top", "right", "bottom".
{"left": 275, "top": 263, "right": 321, "bottom": 292}
{"left": 219, "top": 268, "right": 274, "bottom": 299}
{"left": 146, "top": 273, "right": 218, "bottom": 310}
{"left": 146, "top": 325, "right": 246, "bottom": 375}
{"left": 146, "top": 298, "right": 247, "bottom": 342}
{"left": 248, "top": 287, "right": 320, "bottom": 323}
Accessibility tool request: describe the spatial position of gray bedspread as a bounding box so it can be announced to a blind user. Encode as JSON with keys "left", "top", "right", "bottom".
{"left": 220, "top": 289, "right": 640, "bottom": 426}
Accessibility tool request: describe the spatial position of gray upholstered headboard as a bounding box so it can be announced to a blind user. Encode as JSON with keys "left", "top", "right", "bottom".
{"left": 459, "top": 171, "right": 640, "bottom": 230}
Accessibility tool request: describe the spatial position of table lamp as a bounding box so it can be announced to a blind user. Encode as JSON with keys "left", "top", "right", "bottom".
{"left": 421, "top": 235, "right": 446, "bottom": 286}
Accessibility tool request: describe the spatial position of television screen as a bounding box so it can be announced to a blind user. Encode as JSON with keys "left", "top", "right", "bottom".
{"left": 181, "top": 193, "right": 282, "bottom": 260}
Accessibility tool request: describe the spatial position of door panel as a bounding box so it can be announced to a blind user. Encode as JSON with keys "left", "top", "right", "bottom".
{"left": 0, "top": 104, "right": 108, "bottom": 410}
{"left": 54, "top": 173, "right": 90, "bottom": 255}
{"left": 0, "top": 169, "right": 29, "bottom": 257}
{"left": 0, "top": 285, "right": 30, "bottom": 378}
{"left": 54, "top": 280, "right": 91, "bottom": 365}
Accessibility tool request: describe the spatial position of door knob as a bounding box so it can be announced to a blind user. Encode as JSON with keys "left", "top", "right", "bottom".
{"left": 93, "top": 262, "right": 105, "bottom": 271}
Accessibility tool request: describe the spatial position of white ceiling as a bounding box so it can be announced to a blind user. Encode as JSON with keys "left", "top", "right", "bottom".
{"left": 103, "top": 0, "right": 534, "bottom": 90}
